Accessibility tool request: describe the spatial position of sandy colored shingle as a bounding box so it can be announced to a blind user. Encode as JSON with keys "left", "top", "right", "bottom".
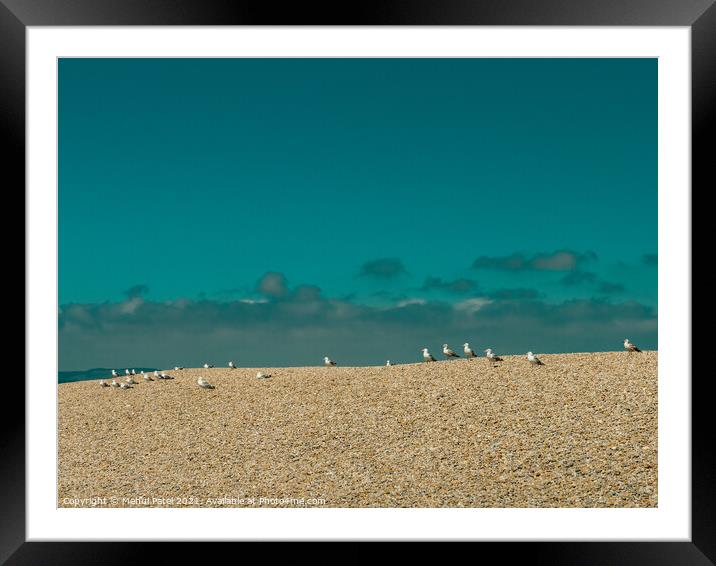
{"left": 58, "top": 351, "right": 657, "bottom": 508}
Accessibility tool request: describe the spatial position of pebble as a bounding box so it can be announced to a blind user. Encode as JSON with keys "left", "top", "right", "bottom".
{"left": 58, "top": 352, "right": 657, "bottom": 508}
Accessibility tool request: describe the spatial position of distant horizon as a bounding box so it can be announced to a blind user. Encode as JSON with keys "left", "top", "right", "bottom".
{"left": 60, "top": 346, "right": 657, "bottom": 376}
{"left": 59, "top": 58, "right": 657, "bottom": 371}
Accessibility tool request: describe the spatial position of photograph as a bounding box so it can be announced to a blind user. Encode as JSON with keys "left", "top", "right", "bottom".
{"left": 56, "top": 56, "right": 659, "bottom": 509}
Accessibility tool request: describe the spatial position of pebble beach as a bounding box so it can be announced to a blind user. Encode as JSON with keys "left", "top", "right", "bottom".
{"left": 58, "top": 351, "right": 657, "bottom": 508}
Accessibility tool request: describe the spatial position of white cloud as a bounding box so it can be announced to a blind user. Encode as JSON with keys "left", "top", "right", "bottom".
{"left": 395, "top": 298, "right": 427, "bottom": 308}
{"left": 453, "top": 297, "right": 492, "bottom": 313}
{"left": 117, "top": 297, "right": 143, "bottom": 315}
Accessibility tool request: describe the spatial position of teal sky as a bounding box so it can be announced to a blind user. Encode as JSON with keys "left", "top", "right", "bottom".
{"left": 59, "top": 58, "right": 657, "bottom": 370}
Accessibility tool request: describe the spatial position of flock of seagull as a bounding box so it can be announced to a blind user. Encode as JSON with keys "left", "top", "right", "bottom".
{"left": 416, "top": 343, "right": 539, "bottom": 366}
{"left": 393, "top": 338, "right": 641, "bottom": 368}
{"left": 98, "top": 364, "right": 268, "bottom": 390}
{"left": 99, "top": 368, "right": 179, "bottom": 389}
{"left": 97, "top": 339, "right": 643, "bottom": 391}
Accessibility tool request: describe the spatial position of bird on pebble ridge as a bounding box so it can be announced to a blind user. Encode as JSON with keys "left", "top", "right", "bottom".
{"left": 443, "top": 344, "right": 460, "bottom": 359}
{"left": 485, "top": 348, "right": 503, "bottom": 363}
{"left": 624, "top": 338, "right": 642, "bottom": 352}
{"left": 527, "top": 351, "right": 544, "bottom": 366}
{"left": 198, "top": 376, "right": 215, "bottom": 389}
{"left": 422, "top": 348, "right": 436, "bottom": 362}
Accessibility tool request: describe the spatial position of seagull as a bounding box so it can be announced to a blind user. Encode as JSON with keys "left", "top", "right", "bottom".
{"left": 159, "top": 372, "right": 174, "bottom": 380}
{"left": 386, "top": 360, "right": 392, "bottom": 367}
{"left": 485, "top": 348, "right": 503, "bottom": 363}
{"left": 197, "top": 376, "right": 215, "bottom": 389}
{"left": 463, "top": 343, "right": 477, "bottom": 358}
{"left": 111, "top": 370, "right": 118, "bottom": 378}
{"left": 624, "top": 339, "right": 642, "bottom": 352}
{"left": 125, "top": 369, "right": 131, "bottom": 376}
{"left": 228, "top": 361, "right": 236, "bottom": 369}
{"left": 143, "top": 372, "right": 153, "bottom": 381}
{"left": 130, "top": 369, "right": 136, "bottom": 375}
{"left": 527, "top": 351, "right": 544, "bottom": 366}
{"left": 111, "top": 379, "right": 120, "bottom": 388}
{"left": 443, "top": 344, "right": 460, "bottom": 358}
{"left": 203, "top": 363, "right": 214, "bottom": 369}
{"left": 324, "top": 356, "right": 337, "bottom": 367}
{"left": 99, "top": 380, "right": 109, "bottom": 387}
{"left": 119, "top": 382, "right": 132, "bottom": 389}
{"left": 422, "top": 348, "right": 436, "bottom": 362}
{"left": 174, "top": 366, "right": 184, "bottom": 371}
{"left": 154, "top": 370, "right": 160, "bottom": 378}
{"left": 256, "top": 371, "right": 271, "bottom": 379}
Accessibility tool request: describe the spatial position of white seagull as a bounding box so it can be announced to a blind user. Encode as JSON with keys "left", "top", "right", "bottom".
{"left": 443, "top": 344, "right": 460, "bottom": 358}
{"left": 125, "top": 375, "right": 137, "bottom": 385}
{"left": 125, "top": 369, "right": 131, "bottom": 376}
{"left": 228, "top": 361, "right": 236, "bottom": 369}
{"left": 527, "top": 351, "right": 544, "bottom": 366}
{"left": 422, "top": 348, "right": 436, "bottom": 362}
{"left": 624, "top": 339, "right": 642, "bottom": 352}
{"left": 119, "top": 382, "right": 131, "bottom": 390}
{"left": 485, "top": 348, "right": 503, "bottom": 363}
{"left": 143, "top": 372, "right": 153, "bottom": 381}
{"left": 324, "top": 356, "right": 337, "bottom": 367}
{"left": 256, "top": 371, "right": 271, "bottom": 379}
{"left": 463, "top": 343, "right": 477, "bottom": 358}
{"left": 111, "top": 379, "right": 120, "bottom": 388}
{"left": 111, "top": 369, "right": 118, "bottom": 378}
{"left": 174, "top": 366, "right": 184, "bottom": 371}
{"left": 386, "top": 360, "right": 392, "bottom": 367}
{"left": 154, "top": 370, "right": 160, "bottom": 378}
{"left": 197, "top": 376, "right": 215, "bottom": 389}
{"left": 203, "top": 363, "right": 214, "bottom": 369}
{"left": 130, "top": 369, "right": 136, "bottom": 375}
{"left": 99, "top": 380, "right": 109, "bottom": 387}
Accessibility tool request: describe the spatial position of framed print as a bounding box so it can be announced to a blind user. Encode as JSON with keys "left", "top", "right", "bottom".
{"left": 6, "top": 0, "right": 709, "bottom": 561}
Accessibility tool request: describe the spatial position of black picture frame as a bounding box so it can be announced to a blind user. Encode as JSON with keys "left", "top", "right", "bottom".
{"left": 5, "top": 0, "right": 707, "bottom": 562}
